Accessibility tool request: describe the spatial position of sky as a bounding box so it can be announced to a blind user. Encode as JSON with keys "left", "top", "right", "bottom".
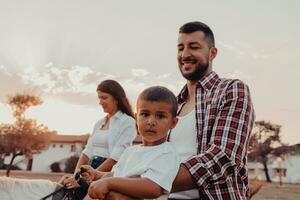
{"left": 0, "top": 0, "right": 299, "bottom": 144}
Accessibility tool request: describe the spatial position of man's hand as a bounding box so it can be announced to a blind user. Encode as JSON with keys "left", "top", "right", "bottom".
{"left": 88, "top": 178, "right": 111, "bottom": 200}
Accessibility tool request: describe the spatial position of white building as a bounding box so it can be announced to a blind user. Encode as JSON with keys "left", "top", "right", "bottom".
{"left": 4, "top": 134, "right": 89, "bottom": 172}
{"left": 248, "top": 144, "right": 300, "bottom": 183}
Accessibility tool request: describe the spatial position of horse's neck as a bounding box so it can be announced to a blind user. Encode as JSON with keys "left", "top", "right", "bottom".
{"left": 0, "top": 177, "right": 58, "bottom": 200}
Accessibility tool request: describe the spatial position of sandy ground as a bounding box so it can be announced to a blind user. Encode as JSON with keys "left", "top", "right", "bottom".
{"left": 252, "top": 182, "right": 300, "bottom": 200}
{"left": 1, "top": 171, "right": 300, "bottom": 199}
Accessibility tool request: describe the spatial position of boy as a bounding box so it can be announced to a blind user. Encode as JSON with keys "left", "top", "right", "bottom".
{"left": 85, "top": 86, "right": 180, "bottom": 200}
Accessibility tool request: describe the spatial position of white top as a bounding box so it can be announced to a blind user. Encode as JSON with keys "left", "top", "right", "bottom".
{"left": 168, "top": 109, "right": 199, "bottom": 199}
{"left": 112, "top": 142, "right": 180, "bottom": 195}
{"left": 82, "top": 111, "right": 136, "bottom": 161}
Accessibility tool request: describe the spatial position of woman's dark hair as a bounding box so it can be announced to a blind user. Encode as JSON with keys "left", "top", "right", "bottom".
{"left": 97, "top": 80, "right": 134, "bottom": 118}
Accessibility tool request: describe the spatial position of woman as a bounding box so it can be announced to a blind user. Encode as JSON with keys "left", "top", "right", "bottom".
{"left": 61, "top": 79, "right": 136, "bottom": 188}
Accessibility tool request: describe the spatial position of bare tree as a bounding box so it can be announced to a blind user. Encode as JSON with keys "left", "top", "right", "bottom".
{"left": 248, "top": 121, "right": 283, "bottom": 182}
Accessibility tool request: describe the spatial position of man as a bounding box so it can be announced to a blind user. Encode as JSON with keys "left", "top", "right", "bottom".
{"left": 169, "top": 21, "right": 255, "bottom": 199}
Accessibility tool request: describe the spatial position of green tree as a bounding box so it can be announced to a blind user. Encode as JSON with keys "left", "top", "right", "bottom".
{"left": 0, "top": 94, "right": 55, "bottom": 176}
{"left": 248, "top": 121, "right": 284, "bottom": 182}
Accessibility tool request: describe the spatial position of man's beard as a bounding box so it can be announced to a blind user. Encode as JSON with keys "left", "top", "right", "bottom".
{"left": 180, "top": 62, "right": 209, "bottom": 81}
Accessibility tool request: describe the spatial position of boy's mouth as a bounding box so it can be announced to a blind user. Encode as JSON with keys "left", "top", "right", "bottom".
{"left": 145, "top": 129, "right": 156, "bottom": 133}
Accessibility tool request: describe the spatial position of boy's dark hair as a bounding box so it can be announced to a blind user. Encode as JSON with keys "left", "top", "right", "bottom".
{"left": 179, "top": 21, "right": 215, "bottom": 48}
{"left": 138, "top": 86, "right": 178, "bottom": 117}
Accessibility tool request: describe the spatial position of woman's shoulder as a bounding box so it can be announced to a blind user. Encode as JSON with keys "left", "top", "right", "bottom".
{"left": 115, "top": 111, "right": 135, "bottom": 124}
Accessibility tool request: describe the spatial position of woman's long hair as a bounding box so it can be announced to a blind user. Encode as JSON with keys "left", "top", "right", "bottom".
{"left": 97, "top": 80, "right": 134, "bottom": 118}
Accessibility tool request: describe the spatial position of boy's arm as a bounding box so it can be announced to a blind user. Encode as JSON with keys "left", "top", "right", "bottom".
{"left": 80, "top": 165, "right": 113, "bottom": 182}
{"left": 88, "top": 177, "right": 163, "bottom": 199}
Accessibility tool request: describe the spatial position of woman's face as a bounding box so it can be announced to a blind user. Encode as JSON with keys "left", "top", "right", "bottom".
{"left": 97, "top": 90, "right": 118, "bottom": 115}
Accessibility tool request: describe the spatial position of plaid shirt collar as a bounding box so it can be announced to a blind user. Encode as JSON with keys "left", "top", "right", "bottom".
{"left": 178, "top": 71, "right": 219, "bottom": 104}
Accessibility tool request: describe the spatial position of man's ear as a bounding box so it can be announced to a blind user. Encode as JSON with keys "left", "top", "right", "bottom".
{"left": 209, "top": 47, "right": 218, "bottom": 61}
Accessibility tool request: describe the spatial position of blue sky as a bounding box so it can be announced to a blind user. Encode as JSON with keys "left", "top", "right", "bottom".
{"left": 0, "top": 0, "right": 299, "bottom": 144}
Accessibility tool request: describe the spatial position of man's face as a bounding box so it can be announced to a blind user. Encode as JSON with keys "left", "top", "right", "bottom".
{"left": 136, "top": 99, "right": 178, "bottom": 146}
{"left": 177, "top": 31, "right": 215, "bottom": 81}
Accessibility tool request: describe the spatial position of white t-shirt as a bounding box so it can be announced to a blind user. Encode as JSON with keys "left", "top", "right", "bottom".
{"left": 112, "top": 142, "right": 180, "bottom": 199}
{"left": 82, "top": 111, "right": 136, "bottom": 161}
{"left": 168, "top": 109, "right": 200, "bottom": 199}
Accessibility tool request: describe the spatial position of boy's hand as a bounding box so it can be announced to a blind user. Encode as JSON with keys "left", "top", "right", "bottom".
{"left": 88, "top": 178, "right": 111, "bottom": 199}
{"left": 80, "top": 165, "right": 97, "bottom": 182}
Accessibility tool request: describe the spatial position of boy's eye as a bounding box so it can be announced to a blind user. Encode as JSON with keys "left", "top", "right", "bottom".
{"left": 157, "top": 114, "right": 166, "bottom": 119}
{"left": 139, "top": 112, "right": 148, "bottom": 117}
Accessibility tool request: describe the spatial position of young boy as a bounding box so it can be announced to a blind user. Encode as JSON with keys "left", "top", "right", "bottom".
{"left": 85, "top": 86, "right": 180, "bottom": 200}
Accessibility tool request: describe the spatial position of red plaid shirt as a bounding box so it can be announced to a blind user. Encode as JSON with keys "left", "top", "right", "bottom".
{"left": 177, "top": 71, "right": 255, "bottom": 200}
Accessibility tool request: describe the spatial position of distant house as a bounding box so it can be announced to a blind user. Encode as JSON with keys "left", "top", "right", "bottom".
{"left": 5, "top": 133, "right": 141, "bottom": 173}
{"left": 4, "top": 134, "right": 89, "bottom": 173}
{"left": 248, "top": 143, "right": 300, "bottom": 183}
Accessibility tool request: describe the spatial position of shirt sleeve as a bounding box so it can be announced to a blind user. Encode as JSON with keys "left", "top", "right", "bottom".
{"left": 82, "top": 121, "right": 100, "bottom": 159}
{"left": 183, "top": 80, "right": 255, "bottom": 189}
{"left": 142, "top": 149, "right": 180, "bottom": 192}
{"left": 109, "top": 117, "right": 137, "bottom": 161}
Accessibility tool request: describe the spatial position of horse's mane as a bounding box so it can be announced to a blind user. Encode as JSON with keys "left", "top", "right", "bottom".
{"left": 0, "top": 176, "right": 59, "bottom": 200}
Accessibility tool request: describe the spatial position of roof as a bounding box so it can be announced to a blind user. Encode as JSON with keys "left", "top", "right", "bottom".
{"left": 50, "top": 133, "right": 142, "bottom": 144}
{"left": 50, "top": 134, "right": 89, "bottom": 144}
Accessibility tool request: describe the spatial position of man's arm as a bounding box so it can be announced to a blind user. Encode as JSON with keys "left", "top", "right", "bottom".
{"left": 171, "top": 164, "right": 197, "bottom": 192}
{"left": 88, "top": 177, "right": 163, "bottom": 199}
{"left": 181, "top": 81, "right": 255, "bottom": 189}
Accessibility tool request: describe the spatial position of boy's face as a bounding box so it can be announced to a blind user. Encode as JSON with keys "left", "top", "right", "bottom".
{"left": 136, "top": 99, "right": 178, "bottom": 146}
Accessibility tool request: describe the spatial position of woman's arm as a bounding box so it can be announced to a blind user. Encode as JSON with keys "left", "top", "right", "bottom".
{"left": 96, "top": 158, "right": 117, "bottom": 172}
{"left": 74, "top": 153, "right": 90, "bottom": 173}
{"left": 88, "top": 177, "right": 163, "bottom": 200}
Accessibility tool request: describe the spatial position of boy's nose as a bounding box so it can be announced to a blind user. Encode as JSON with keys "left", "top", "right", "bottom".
{"left": 147, "top": 116, "right": 156, "bottom": 126}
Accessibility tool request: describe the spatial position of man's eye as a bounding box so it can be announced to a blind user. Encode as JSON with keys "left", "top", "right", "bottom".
{"left": 190, "top": 46, "right": 199, "bottom": 49}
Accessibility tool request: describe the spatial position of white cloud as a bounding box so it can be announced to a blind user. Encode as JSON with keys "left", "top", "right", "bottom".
{"left": 131, "top": 68, "right": 149, "bottom": 77}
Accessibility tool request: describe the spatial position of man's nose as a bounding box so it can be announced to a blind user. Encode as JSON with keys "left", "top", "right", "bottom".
{"left": 181, "top": 47, "right": 191, "bottom": 59}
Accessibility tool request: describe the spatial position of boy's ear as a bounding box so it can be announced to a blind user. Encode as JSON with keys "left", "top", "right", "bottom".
{"left": 134, "top": 112, "right": 137, "bottom": 119}
{"left": 170, "top": 117, "right": 178, "bottom": 129}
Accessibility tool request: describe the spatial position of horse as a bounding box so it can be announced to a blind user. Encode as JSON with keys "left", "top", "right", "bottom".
{"left": 0, "top": 176, "right": 61, "bottom": 200}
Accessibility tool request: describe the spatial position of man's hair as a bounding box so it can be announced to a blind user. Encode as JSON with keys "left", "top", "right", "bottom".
{"left": 179, "top": 21, "right": 215, "bottom": 48}
{"left": 138, "top": 86, "right": 178, "bottom": 117}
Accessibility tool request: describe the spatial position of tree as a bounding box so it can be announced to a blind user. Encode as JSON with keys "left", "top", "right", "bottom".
{"left": 248, "top": 121, "right": 284, "bottom": 182}
{"left": 0, "top": 94, "right": 55, "bottom": 176}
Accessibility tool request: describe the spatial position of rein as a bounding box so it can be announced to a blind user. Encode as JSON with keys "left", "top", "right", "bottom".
{"left": 40, "top": 168, "right": 89, "bottom": 200}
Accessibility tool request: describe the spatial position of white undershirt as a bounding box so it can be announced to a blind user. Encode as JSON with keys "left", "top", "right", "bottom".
{"left": 168, "top": 109, "right": 199, "bottom": 199}
{"left": 85, "top": 129, "right": 109, "bottom": 158}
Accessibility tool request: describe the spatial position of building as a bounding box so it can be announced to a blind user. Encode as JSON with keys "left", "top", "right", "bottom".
{"left": 4, "top": 134, "right": 89, "bottom": 173}
{"left": 4, "top": 133, "right": 142, "bottom": 173}
{"left": 248, "top": 143, "right": 300, "bottom": 183}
